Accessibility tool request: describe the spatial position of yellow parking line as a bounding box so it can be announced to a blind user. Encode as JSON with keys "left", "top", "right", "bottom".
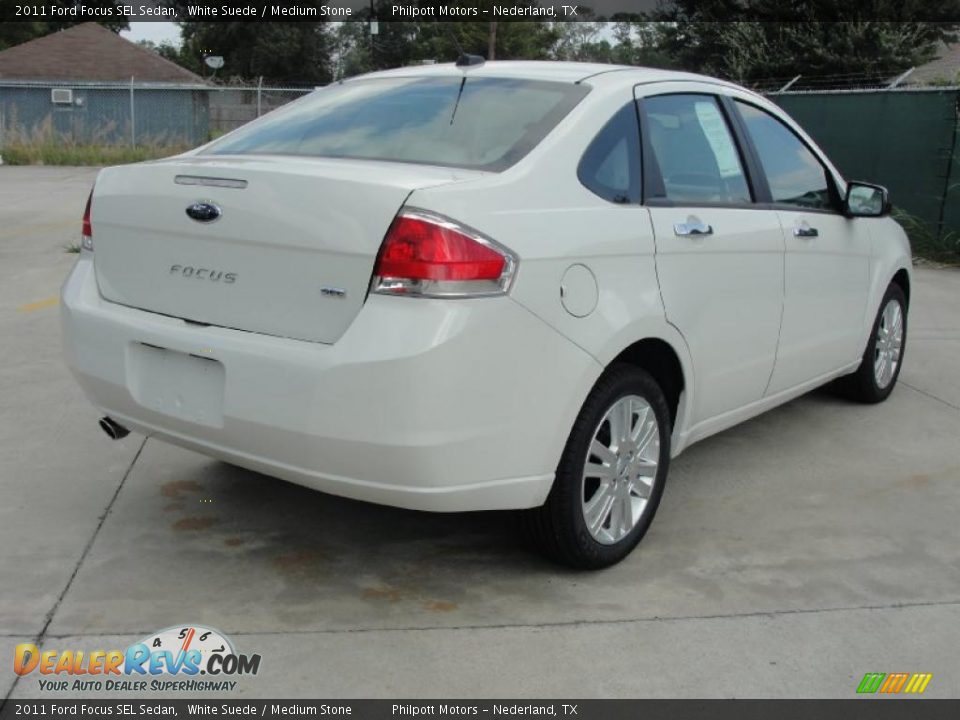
{"left": 18, "top": 296, "right": 59, "bottom": 313}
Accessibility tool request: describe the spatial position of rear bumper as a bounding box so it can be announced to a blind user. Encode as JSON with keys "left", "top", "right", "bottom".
{"left": 61, "top": 255, "right": 601, "bottom": 511}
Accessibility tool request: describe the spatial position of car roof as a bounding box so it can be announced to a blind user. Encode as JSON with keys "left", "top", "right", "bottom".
{"left": 349, "top": 60, "right": 738, "bottom": 88}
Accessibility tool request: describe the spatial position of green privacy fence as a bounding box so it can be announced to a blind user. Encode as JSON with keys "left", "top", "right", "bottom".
{"left": 769, "top": 88, "right": 960, "bottom": 246}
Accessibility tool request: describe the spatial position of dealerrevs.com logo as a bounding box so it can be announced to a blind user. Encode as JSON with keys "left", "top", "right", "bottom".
{"left": 14, "top": 625, "right": 261, "bottom": 693}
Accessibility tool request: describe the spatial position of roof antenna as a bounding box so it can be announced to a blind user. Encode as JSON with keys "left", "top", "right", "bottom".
{"left": 446, "top": 25, "right": 484, "bottom": 68}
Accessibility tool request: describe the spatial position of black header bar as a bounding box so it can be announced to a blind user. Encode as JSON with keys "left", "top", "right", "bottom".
{"left": 1, "top": 1, "right": 956, "bottom": 22}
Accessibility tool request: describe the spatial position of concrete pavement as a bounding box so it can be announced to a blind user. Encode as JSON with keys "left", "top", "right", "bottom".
{"left": 2, "top": 166, "right": 958, "bottom": 699}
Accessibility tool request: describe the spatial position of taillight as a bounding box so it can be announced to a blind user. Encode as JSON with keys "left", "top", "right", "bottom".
{"left": 81, "top": 188, "right": 94, "bottom": 251}
{"left": 371, "top": 209, "right": 517, "bottom": 298}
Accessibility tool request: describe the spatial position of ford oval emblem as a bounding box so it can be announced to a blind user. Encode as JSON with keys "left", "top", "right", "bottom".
{"left": 186, "top": 201, "right": 221, "bottom": 223}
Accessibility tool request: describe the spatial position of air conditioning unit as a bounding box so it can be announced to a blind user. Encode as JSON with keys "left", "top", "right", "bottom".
{"left": 51, "top": 88, "right": 73, "bottom": 105}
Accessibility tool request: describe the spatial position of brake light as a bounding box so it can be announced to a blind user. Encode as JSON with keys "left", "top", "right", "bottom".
{"left": 81, "top": 189, "right": 93, "bottom": 251}
{"left": 372, "top": 209, "right": 516, "bottom": 298}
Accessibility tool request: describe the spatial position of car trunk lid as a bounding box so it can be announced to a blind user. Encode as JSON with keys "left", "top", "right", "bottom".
{"left": 91, "top": 155, "right": 484, "bottom": 343}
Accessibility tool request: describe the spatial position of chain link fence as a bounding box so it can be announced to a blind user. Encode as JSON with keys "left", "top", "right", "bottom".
{"left": 208, "top": 82, "right": 313, "bottom": 138}
{"left": 748, "top": 65, "right": 960, "bottom": 93}
{"left": 0, "top": 80, "right": 314, "bottom": 151}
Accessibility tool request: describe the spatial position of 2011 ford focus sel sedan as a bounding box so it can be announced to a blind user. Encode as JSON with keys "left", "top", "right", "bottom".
{"left": 62, "top": 61, "right": 911, "bottom": 568}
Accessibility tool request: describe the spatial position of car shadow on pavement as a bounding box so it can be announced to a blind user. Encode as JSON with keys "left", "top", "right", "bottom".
{"left": 155, "top": 382, "right": 853, "bottom": 584}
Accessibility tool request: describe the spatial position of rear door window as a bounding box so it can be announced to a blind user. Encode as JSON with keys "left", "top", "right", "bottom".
{"left": 641, "top": 94, "right": 752, "bottom": 205}
{"left": 206, "top": 77, "right": 589, "bottom": 172}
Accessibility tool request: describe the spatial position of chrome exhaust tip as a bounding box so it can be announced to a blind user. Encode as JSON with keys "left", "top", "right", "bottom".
{"left": 99, "top": 416, "right": 130, "bottom": 440}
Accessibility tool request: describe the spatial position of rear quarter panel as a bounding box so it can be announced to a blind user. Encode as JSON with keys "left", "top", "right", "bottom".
{"left": 409, "top": 81, "right": 696, "bottom": 457}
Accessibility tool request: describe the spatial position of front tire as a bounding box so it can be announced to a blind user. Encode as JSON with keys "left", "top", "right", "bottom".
{"left": 840, "top": 282, "right": 907, "bottom": 403}
{"left": 526, "top": 364, "right": 671, "bottom": 569}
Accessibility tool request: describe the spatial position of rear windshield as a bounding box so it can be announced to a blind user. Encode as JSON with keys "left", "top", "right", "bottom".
{"left": 205, "top": 76, "right": 589, "bottom": 171}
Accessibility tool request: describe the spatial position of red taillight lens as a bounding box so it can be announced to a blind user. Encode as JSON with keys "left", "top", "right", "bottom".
{"left": 81, "top": 189, "right": 93, "bottom": 250}
{"left": 379, "top": 216, "right": 504, "bottom": 281}
{"left": 372, "top": 210, "right": 515, "bottom": 297}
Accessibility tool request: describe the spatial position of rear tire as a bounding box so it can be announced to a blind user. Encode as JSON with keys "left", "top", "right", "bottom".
{"left": 839, "top": 282, "right": 907, "bottom": 404}
{"left": 526, "top": 364, "right": 671, "bottom": 569}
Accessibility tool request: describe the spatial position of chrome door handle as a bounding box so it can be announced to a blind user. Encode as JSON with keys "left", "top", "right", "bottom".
{"left": 674, "top": 220, "right": 713, "bottom": 237}
{"left": 794, "top": 225, "right": 819, "bottom": 238}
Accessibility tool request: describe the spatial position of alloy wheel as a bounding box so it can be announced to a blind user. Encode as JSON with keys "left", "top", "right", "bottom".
{"left": 581, "top": 395, "right": 660, "bottom": 545}
{"left": 874, "top": 298, "right": 904, "bottom": 390}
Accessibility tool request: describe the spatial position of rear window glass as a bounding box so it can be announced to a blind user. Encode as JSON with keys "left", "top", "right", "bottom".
{"left": 205, "top": 77, "right": 589, "bottom": 172}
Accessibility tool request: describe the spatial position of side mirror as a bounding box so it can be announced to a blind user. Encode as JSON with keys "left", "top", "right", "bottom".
{"left": 844, "top": 181, "right": 890, "bottom": 218}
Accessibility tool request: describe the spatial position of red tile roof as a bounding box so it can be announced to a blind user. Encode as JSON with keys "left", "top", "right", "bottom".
{"left": 0, "top": 23, "right": 204, "bottom": 84}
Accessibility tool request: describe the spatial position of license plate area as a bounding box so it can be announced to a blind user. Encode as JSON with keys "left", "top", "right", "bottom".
{"left": 128, "top": 343, "right": 225, "bottom": 427}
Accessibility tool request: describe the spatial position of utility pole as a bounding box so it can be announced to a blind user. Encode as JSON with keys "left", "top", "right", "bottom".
{"left": 488, "top": 21, "right": 497, "bottom": 60}
{"left": 369, "top": 0, "right": 375, "bottom": 59}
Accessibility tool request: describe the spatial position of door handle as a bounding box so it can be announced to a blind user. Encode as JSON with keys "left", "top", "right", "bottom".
{"left": 794, "top": 225, "right": 819, "bottom": 238}
{"left": 674, "top": 220, "right": 713, "bottom": 237}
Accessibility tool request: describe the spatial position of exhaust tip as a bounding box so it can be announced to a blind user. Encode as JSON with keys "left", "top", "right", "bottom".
{"left": 99, "top": 416, "right": 130, "bottom": 440}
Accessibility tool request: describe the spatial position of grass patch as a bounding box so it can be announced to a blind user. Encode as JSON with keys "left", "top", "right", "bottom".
{"left": 2, "top": 141, "right": 188, "bottom": 166}
{"left": 0, "top": 113, "right": 191, "bottom": 166}
{"left": 893, "top": 208, "right": 960, "bottom": 265}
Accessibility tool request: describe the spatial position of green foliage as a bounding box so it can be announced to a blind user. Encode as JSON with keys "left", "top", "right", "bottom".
{"left": 650, "top": 2, "right": 959, "bottom": 82}
{"left": 2, "top": 141, "right": 188, "bottom": 166}
{"left": 332, "top": 9, "right": 562, "bottom": 79}
{"left": 156, "top": 1, "right": 335, "bottom": 83}
{"left": 927, "top": 71, "right": 960, "bottom": 87}
{"left": 176, "top": 21, "right": 333, "bottom": 84}
{"left": 0, "top": 21, "right": 48, "bottom": 51}
{"left": 552, "top": 20, "right": 675, "bottom": 66}
{"left": 136, "top": 39, "right": 183, "bottom": 64}
{"left": 0, "top": 115, "right": 188, "bottom": 166}
{"left": 893, "top": 208, "right": 960, "bottom": 264}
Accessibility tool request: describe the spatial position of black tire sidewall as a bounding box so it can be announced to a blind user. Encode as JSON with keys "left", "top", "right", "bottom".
{"left": 549, "top": 365, "right": 672, "bottom": 568}
{"left": 859, "top": 284, "right": 908, "bottom": 402}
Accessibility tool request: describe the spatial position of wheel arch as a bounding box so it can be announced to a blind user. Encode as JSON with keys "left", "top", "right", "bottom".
{"left": 610, "top": 339, "right": 685, "bottom": 429}
{"left": 891, "top": 267, "right": 911, "bottom": 308}
{"left": 857, "top": 261, "right": 912, "bottom": 358}
{"left": 593, "top": 325, "right": 695, "bottom": 456}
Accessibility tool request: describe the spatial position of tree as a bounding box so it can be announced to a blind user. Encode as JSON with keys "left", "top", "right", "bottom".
{"left": 0, "top": 1, "right": 128, "bottom": 51}
{"left": 328, "top": 1, "right": 562, "bottom": 79}
{"left": 177, "top": 21, "right": 334, "bottom": 84}
{"left": 0, "top": 22, "right": 47, "bottom": 52}
{"left": 606, "top": 22, "right": 678, "bottom": 68}
{"left": 652, "top": 1, "right": 960, "bottom": 84}
{"left": 331, "top": 21, "right": 373, "bottom": 79}
{"left": 552, "top": 12, "right": 610, "bottom": 62}
{"left": 551, "top": 16, "right": 677, "bottom": 67}
{"left": 403, "top": 21, "right": 556, "bottom": 65}
{"left": 136, "top": 39, "right": 183, "bottom": 65}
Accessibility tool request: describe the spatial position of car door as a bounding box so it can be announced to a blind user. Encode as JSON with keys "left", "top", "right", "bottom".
{"left": 636, "top": 88, "right": 785, "bottom": 426}
{"left": 731, "top": 99, "right": 872, "bottom": 394}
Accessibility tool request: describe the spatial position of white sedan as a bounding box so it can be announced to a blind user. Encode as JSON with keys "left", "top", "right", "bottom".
{"left": 62, "top": 61, "right": 911, "bottom": 568}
